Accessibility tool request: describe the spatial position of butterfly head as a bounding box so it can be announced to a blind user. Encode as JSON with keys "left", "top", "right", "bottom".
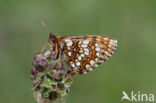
{"left": 48, "top": 32, "right": 57, "bottom": 45}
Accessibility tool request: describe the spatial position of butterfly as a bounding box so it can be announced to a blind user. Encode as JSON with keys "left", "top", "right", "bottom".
{"left": 41, "top": 32, "right": 117, "bottom": 74}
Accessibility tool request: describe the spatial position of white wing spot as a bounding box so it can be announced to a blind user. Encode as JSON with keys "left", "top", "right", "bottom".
{"left": 70, "top": 62, "right": 75, "bottom": 68}
{"left": 105, "top": 51, "right": 111, "bottom": 56}
{"left": 67, "top": 47, "right": 71, "bottom": 50}
{"left": 96, "top": 58, "right": 103, "bottom": 63}
{"left": 112, "top": 51, "right": 114, "bottom": 54}
{"left": 81, "top": 54, "right": 85, "bottom": 57}
{"left": 104, "top": 55, "right": 108, "bottom": 60}
{"left": 96, "top": 52, "right": 104, "bottom": 58}
{"left": 114, "top": 40, "right": 118, "bottom": 44}
{"left": 83, "top": 71, "right": 87, "bottom": 74}
{"left": 95, "top": 47, "right": 100, "bottom": 51}
{"left": 108, "top": 44, "right": 112, "bottom": 48}
{"left": 95, "top": 58, "right": 99, "bottom": 63}
{"left": 78, "top": 56, "right": 82, "bottom": 60}
{"left": 96, "top": 52, "right": 100, "bottom": 57}
{"left": 84, "top": 52, "right": 89, "bottom": 55}
{"left": 107, "top": 48, "right": 112, "bottom": 53}
{"left": 109, "top": 39, "right": 117, "bottom": 46}
{"left": 84, "top": 48, "right": 89, "bottom": 52}
{"left": 83, "top": 40, "right": 89, "bottom": 44}
{"left": 78, "top": 41, "right": 83, "bottom": 45}
{"left": 65, "top": 40, "right": 72, "bottom": 43}
{"left": 86, "top": 64, "right": 93, "bottom": 71}
{"left": 81, "top": 44, "right": 88, "bottom": 48}
{"left": 75, "top": 59, "right": 78, "bottom": 62}
{"left": 66, "top": 41, "right": 73, "bottom": 46}
{"left": 71, "top": 64, "right": 75, "bottom": 67}
{"left": 68, "top": 52, "right": 72, "bottom": 56}
{"left": 103, "top": 38, "right": 109, "bottom": 41}
{"left": 95, "top": 43, "right": 99, "bottom": 47}
{"left": 90, "top": 60, "right": 95, "bottom": 65}
{"left": 76, "top": 62, "right": 81, "bottom": 66}
{"left": 90, "top": 60, "right": 98, "bottom": 67}
{"left": 79, "top": 48, "right": 84, "bottom": 53}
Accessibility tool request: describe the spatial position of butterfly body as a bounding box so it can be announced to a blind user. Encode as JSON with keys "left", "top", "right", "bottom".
{"left": 48, "top": 33, "right": 117, "bottom": 74}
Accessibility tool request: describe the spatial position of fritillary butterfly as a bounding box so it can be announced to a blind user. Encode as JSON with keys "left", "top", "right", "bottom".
{"left": 43, "top": 33, "right": 117, "bottom": 74}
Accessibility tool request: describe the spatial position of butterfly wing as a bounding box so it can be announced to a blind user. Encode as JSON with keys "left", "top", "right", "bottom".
{"left": 58, "top": 35, "right": 117, "bottom": 74}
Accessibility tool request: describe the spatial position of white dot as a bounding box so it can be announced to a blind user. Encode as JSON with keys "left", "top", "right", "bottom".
{"left": 78, "top": 41, "right": 83, "bottom": 45}
{"left": 71, "top": 63, "right": 75, "bottom": 67}
{"left": 110, "top": 39, "right": 113, "bottom": 42}
{"left": 70, "top": 62, "right": 75, "bottom": 68}
{"left": 105, "top": 51, "right": 111, "bottom": 56}
{"left": 90, "top": 60, "right": 97, "bottom": 67}
{"left": 103, "top": 38, "right": 108, "bottom": 41}
{"left": 95, "top": 58, "right": 99, "bottom": 63}
{"left": 79, "top": 49, "right": 84, "bottom": 53}
{"left": 78, "top": 56, "right": 82, "bottom": 60}
{"left": 107, "top": 48, "right": 112, "bottom": 53}
{"left": 114, "top": 40, "right": 118, "bottom": 44}
{"left": 81, "top": 44, "right": 88, "bottom": 48}
{"left": 68, "top": 52, "right": 72, "bottom": 56}
{"left": 108, "top": 44, "right": 112, "bottom": 48}
{"left": 66, "top": 41, "right": 73, "bottom": 46}
{"left": 90, "top": 60, "right": 95, "bottom": 65}
{"left": 114, "top": 48, "right": 116, "bottom": 51}
{"left": 86, "top": 64, "right": 90, "bottom": 69}
{"left": 83, "top": 40, "right": 89, "bottom": 44}
{"left": 103, "top": 55, "right": 107, "bottom": 59}
{"left": 95, "top": 47, "right": 100, "bottom": 51}
{"left": 65, "top": 40, "right": 71, "bottom": 43}
{"left": 83, "top": 71, "right": 87, "bottom": 74}
{"left": 86, "top": 64, "right": 93, "bottom": 71}
{"left": 96, "top": 52, "right": 100, "bottom": 57}
{"left": 84, "top": 48, "right": 89, "bottom": 52}
{"left": 109, "top": 41, "right": 113, "bottom": 45}
{"left": 95, "top": 43, "right": 99, "bottom": 47}
{"left": 75, "top": 59, "right": 78, "bottom": 62}
{"left": 76, "top": 62, "right": 81, "bottom": 66}
{"left": 84, "top": 52, "right": 89, "bottom": 55}
{"left": 81, "top": 54, "right": 85, "bottom": 57}
{"left": 67, "top": 47, "right": 71, "bottom": 50}
{"left": 109, "top": 40, "right": 117, "bottom": 47}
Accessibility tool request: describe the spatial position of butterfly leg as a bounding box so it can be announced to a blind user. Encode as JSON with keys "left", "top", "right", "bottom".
{"left": 54, "top": 43, "right": 61, "bottom": 65}
{"left": 48, "top": 43, "right": 53, "bottom": 50}
{"left": 58, "top": 50, "right": 61, "bottom": 65}
{"left": 40, "top": 42, "right": 48, "bottom": 52}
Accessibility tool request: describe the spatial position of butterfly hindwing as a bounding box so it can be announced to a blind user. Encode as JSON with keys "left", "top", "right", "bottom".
{"left": 58, "top": 36, "right": 117, "bottom": 74}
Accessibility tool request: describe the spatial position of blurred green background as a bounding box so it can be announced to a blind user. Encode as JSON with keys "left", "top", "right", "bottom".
{"left": 0, "top": 0, "right": 156, "bottom": 103}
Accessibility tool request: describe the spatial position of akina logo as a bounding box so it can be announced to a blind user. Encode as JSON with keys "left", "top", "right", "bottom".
{"left": 121, "top": 91, "right": 154, "bottom": 102}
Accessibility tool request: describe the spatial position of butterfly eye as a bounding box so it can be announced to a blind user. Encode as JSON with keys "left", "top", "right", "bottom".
{"left": 49, "top": 37, "right": 57, "bottom": 44}
{"left": 52, "top": 36, "right": 57, "bottom": 42}
{"left": 49, "top": 33, "right": 57, "bottom": 44}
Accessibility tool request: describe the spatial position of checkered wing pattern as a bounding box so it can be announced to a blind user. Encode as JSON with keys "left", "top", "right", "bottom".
{"left": 58, "top": 36, "right": 117, "bottom": 74}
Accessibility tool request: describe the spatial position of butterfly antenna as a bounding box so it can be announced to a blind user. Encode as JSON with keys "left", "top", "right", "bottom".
{"left": 41, "top": 21, "right": 50, "bottom": 33}
{"left": 40, "top": 21, "right": 51, "bottom": 52}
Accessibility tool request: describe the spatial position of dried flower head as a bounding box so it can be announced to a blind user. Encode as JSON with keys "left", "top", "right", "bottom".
{"left": 31, "top": 50, "right": 73, "bottom": 103}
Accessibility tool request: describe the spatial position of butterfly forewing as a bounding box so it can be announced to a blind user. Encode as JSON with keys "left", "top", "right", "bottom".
{"left": 58, "top": 36, "right": 117, "bottom": 74}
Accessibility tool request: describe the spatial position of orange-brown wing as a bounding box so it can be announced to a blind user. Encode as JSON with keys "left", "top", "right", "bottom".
{"left": 58, "top": 35, "right": 117, "bottom": 74}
